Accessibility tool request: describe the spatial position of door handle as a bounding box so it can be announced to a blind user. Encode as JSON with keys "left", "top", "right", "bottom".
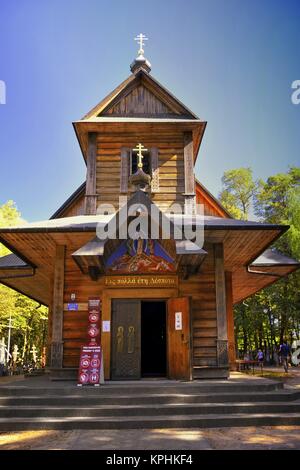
{"left": 181, "top": 334, "right": 189, "bottom": 345}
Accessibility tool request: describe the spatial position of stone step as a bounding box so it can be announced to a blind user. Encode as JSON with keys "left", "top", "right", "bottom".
{"left": 1, "top": 401, "right": 300, "bottom": 418}
{"left": 0, "top": 381, "right": 284, "bottom": 396}
{"left": 0, "top": 412, "right": 300, "bottom": 431}
{"left": 0, "top": 389, "right": 298, "bottom": 407}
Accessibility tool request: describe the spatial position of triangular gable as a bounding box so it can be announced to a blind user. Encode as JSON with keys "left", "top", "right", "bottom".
{"left": 82, "top": 70, "right": 198, "bottom": 120}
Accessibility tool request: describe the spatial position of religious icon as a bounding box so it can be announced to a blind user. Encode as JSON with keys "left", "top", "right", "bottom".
{"left": 106, "top": 239, "right": 175, "bottom": 274}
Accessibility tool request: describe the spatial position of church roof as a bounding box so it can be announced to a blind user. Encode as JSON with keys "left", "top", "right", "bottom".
{"left": 0, "top": 214, "right": 289, "bottom": 233}
{"left": 73, "top": 68, "right": 207, "bottom": 162}
{"left": 252, "top": 248, "right": 299, "bottom": 266}
{"left": 81, "top": 69, "right": 200, "bottom": 121}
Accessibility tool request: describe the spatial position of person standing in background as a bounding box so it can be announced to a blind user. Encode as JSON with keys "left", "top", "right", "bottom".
{"left": 279, "top": 340, "right": 291, "bottom": 373}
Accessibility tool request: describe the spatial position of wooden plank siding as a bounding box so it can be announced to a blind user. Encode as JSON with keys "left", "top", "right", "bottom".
{"left": 179, "top": 246, "right": 217, "bottom": 368}
{"left": 95, "top": 132, "right": 185, "bottom": 213}
{"left": 103, "top": 84, "right": 175, "bottom": 117}
{"left": 62, "top": 245, "right": 105, "bottom": 368}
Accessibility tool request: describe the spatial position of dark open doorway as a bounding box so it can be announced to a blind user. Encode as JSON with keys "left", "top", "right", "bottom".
{"left": 141, "top": 301, "right": 167, "bottom": 377}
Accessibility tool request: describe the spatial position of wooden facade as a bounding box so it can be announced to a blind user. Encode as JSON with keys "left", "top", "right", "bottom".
{"left": 0, "top": 54, "right": 299, "bottom": 381}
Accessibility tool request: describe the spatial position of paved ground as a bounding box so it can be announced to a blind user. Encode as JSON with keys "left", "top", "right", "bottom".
{"left": 1, "top": 367, "right": 300, "bottom": 450}
{"left": 1, "top": 426, "right": 300, "bottom": 450}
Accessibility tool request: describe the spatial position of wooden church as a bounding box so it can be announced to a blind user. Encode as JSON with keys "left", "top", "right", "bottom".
{"left": 0, "top": 35, "right": 299, "bottom": 380}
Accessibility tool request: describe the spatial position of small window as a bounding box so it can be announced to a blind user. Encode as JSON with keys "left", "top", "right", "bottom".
{"left": 130, "top": 150, "right": 151, "bottom": 175}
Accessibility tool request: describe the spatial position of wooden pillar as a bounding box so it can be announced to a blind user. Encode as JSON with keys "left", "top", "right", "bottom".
{"left": 50, "top": 245, "right": 65, "bottom": 369}
{"left": 46, "top": 304, "right": 53, "bottom": 367}
{"left": 214, "top": 243, "right": 229, "bottom": 370}
{"left": 85, "top": 132, "right": 97, "bottom": 215}
{"left": 183, "top": 131, "right": 196, "bottom": 214}
{"left": 225, "top": 272, "right": 236, "bottom": 370}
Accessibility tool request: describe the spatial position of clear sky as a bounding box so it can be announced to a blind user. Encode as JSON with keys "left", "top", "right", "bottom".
{"left": 0, "top": 0, "right": 299, "bottom": 221}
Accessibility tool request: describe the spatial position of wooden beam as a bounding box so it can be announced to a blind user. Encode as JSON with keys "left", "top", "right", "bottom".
{"left": 85, "top": 132, "right": 97, "bottom": 214}
{"left": 50, "top": 245, "right": 65, "bottom": 368}
{"left": 225, "top": 271, "right": 236, "bottom": 370}
{"left": 214, "top": 243, "right": 229, "bottom": 369}
{"left": 183, "top": 131, "right": 196, "bottom": 214}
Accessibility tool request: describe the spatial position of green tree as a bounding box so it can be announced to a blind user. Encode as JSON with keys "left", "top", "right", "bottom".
{"left": 219, "top": 168, "right": 257, "bottom": 220}
{"left": 220, "top": 167, "right": 300, "bottom": 360}
{"left": 0, "top": 200, "right": 48, "bottom": 366}
{"left": 0, "top": 200, "right": 21, "bottom": 256}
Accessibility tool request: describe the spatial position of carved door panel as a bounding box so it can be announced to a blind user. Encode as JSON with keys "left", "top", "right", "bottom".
{"left": 111, "top": 300, "right": 141, "bottom": 380}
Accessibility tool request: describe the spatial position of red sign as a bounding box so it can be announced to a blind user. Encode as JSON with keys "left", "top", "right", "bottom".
{"left": 78, "top": 345, "right": 102, "bottom": 385}
{"left": 78, "top": 297, "right": 103, "bottom": 386}
{"left": 87, "top": 297, "right": 101, "bottom": 346}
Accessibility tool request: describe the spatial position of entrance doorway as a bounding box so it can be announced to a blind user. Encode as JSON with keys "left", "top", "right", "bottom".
{"left": 141, "top": 301, "right": 166, "bottom": 377}
{"left": 111, "top": 299, "right": 166, "bottom": 380}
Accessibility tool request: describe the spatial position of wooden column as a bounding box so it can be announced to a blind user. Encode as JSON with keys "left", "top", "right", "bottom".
{"left": 214, "top": 243, "right": 229, "bottom": 369}
{"left": 46, "top": 304, "right": 53, "bottom": 367}
{"left": 183, "top": 131, "right": 196, "bottom": 214}
{"left": 50, "top": 245, "right": 65, "bottom": 369}
{"left": 85, "top": 132, "right": 97, "bottom": 215}
{"left": 225, "top": 271, "right": 236, "bottom": 370}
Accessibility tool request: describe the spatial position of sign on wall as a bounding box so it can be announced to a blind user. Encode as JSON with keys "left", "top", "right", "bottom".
{"left": 104, "top": 275, "right": 178, "bottom": 289}
{"left": 78, "top": 297, "right": 104, "bottom": 386}
{"left": 175, "top": 312, "right": 182, "bottom": 330}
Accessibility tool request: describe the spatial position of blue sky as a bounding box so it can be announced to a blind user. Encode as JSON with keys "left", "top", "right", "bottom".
{"left": 0, "top": 0, "right": 299, "bottom": 221}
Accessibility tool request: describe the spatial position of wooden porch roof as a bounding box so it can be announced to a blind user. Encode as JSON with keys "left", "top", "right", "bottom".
{"left": 0, "top": 213, "right": 298, "bottom": 307}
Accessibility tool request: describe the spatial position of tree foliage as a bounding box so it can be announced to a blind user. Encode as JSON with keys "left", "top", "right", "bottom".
{"left": 219, "top": 168, "right": 257, "bottom": 220}
{"left": 0, "top": 201, "right": 48, "bottom": 365}
{"left": 219, "top": 167, "right": 300, "bottom": 360}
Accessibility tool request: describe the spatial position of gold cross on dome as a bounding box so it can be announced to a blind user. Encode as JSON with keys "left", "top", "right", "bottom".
{"left": 133, "top": 143, "right": 148, "bottom": 169}
{"left": 134, "top": 33, "right": 148, "bottom": 56}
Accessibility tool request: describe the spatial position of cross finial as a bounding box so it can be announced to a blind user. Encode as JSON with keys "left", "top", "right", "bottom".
{"left": 134, "top": 33, "right": 148, "bottom": 56}
{"left": 133, "top": 143, "right": 148, "bottom": 169}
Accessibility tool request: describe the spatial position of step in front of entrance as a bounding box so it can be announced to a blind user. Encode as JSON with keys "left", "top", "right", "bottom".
{"left": 0, "top": 389, "right": 298, "bottom": 407}
{"left": 1, "top": 379, "right": 299, "bottom": 431}
{"left": 1, "top": 413, "right": 300, "bottom": 431}
{"left": 1, "top": 401, "right": 300, "bottom": 419}
{"left": 0, "top": 380, "right": 284, "bottom": 396}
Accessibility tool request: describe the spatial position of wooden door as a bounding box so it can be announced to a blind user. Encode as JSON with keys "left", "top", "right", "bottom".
{"left": 111, "top": 300, "right": 141, "bottom": 380}
{"left": 167, "top": 297, "right": 191, "bottom": 380}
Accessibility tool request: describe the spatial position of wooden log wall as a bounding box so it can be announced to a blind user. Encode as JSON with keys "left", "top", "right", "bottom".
{"left": 62, "top": 244, "right": 105, "bottom": 368}
{"left": 96, "top": 132, "right": 185, "bottom": 213}
{"left": 62, "top": 242, "right": 220, "bottom": 372}
{"left": 179, "top": 244, "right": 217, "bottom": 368}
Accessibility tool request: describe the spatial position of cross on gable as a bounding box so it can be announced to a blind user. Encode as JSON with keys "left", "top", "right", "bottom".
{"left": 134, "top": 33, "right": 148, "bottom": 56}
{"left": 133, "top": 143, "right": 148, "bottom": 169}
